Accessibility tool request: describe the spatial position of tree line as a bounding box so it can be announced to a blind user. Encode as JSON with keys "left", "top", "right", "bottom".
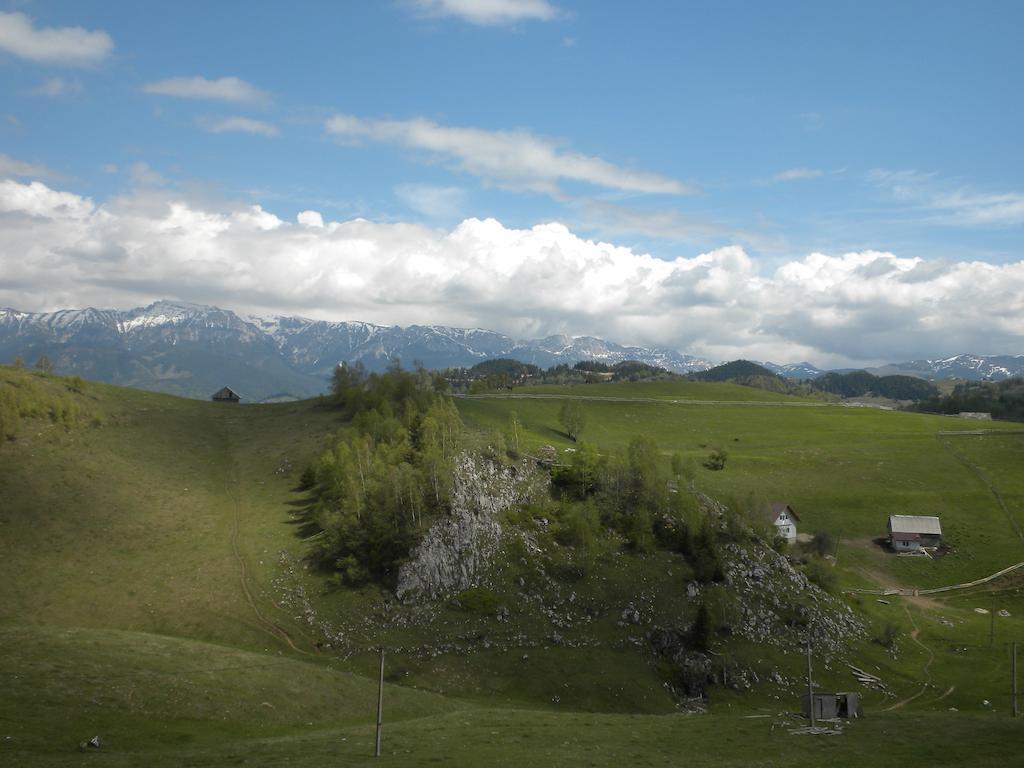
{"left": 301, "top": 362, "right": 463, "bottom": 586}
{"left": 913, "top": 378, "right": 1024, "bottom": 421}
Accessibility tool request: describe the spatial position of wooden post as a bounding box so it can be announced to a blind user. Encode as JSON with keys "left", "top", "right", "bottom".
{"left": 1013, "top": 641, "right": 1019, "bottom": 719}
{"left": 990, "top": 598, "right": 996, "bottom": 647}
{"left": 375, "top": 647, "right": 384, "bottom": 757}
{"left": 806, "top": 638, "right": 816, "bottom": 728}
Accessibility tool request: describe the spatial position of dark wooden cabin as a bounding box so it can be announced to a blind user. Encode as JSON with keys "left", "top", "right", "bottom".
{"left": 211, "top": 386, "right": 241, "bottom": 403}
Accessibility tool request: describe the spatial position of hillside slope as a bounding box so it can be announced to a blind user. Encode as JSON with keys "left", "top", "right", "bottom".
{"left": 2, "top": 367, "right": 1024, "bottom": 765}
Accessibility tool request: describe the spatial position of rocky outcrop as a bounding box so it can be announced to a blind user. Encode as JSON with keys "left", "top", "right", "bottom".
{"left": 395, "top": 454, "right": 548, "bottom": 602}
{"left": 687, "top": 493, "right": 865, "bottom": 655}
{"left": 721, "top": 542, "right": 864, "bottom": 655}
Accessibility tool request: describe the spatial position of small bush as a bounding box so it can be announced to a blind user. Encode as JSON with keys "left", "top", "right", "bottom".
{"left": 703, "top": 447, "right": 728, "bottom": 471}
{"left": 876, "top": 623, "right": 900, "bottom": 649}
{"left": 805, "top": 531, "right": 834, "bottom": 557}
{"left": 689, "top": 602, "right": 712, "bottom": 651}
{"left": 803, "top": 557, "right": 837, "bottom": 594}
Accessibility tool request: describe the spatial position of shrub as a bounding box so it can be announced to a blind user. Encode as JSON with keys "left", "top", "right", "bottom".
{"left": 876, "top": 623, "right": 900, "bottom": 649}
{"left": 34, "top": 355, "right": 54, "bottom": 374}
{"left": 803, "top": 557, "right": 837, "bottom": 594}
{"left": 689, "top": 602, "right": 712, "bottom": 651}
{"left": 805, "top": 531, "right": 834, "bottom": 557}
{"left": 703, "top": 447, "right": 728, "bottom": 471}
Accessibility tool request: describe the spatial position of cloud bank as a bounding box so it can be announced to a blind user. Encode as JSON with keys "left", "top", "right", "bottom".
{"left": 1, "top": 178, "right": 1021, "bottom": 366}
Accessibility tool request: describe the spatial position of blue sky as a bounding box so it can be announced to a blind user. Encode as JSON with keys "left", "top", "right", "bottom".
{"left": 1, "top": 1, "right": 1023, "bottom": 365}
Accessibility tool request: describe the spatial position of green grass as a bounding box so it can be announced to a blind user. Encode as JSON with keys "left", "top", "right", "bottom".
{"left": 3, "top": 623, "right": 1023, "bottom": 766}
{"left": 493, "top": 379, "right": 806, "bottom": 401}
{"left": 3, "top": 367, "right": 1024, "bottom": 766}
{"left": 457, "top": 393, "right": 1024, "bottom": 589}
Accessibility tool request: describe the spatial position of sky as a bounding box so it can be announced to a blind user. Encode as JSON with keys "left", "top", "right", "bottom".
{"left": 1, "top": 0, "right": 1023, "bottom": 366}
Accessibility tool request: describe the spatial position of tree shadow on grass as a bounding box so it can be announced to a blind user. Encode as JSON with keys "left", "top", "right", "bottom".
{"left": 284, "top": 493, "right": 321, "bottom": 539}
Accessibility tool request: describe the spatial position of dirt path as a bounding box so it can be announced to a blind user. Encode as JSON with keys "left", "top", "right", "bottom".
{"left": 934, "top": 685, "right": 956, "bottom": 702}
{"left": 854, "top": 565, "right": 943, "bottom": 609}
{"left": 884, "top": 606, "right": 936, "bottom": 711}
{"left": 225, "top": 461, "right": 318, "bottom": 657}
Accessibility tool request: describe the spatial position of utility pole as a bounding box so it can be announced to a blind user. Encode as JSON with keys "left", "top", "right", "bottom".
{"left": 375, "top": 647, "right": 384, "bottom": 758}
{"left": 806, "top": 637, "right": 816, "bottom": 728}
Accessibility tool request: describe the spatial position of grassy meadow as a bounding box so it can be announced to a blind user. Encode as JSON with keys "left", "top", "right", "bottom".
{"left": 1, "top": 366, "right": 1023, "bottom": 765}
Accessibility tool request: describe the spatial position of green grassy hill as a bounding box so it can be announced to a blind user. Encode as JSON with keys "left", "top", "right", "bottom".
{"left": 458, "top": 390, "right": 1024, "bottom": 588}
{"left": 1, "top": 366, "right": 1023, "bottom": 766}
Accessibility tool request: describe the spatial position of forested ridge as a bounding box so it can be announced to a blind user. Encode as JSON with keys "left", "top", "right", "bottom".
{"left": 914, "top": 377, "right": 1024, "bottom": 421}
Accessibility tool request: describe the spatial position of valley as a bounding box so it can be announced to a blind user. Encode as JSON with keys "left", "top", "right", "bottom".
{"left": 1, "top": 365, "right": 1023, "bottom": 765}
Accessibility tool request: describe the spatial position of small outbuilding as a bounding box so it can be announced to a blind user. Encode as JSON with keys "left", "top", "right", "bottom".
{"left": 887, "top": 514, "right": 942, "bottom": 552}
{"left": 801, "top": 692, "right": 862, "bottom": 720}
{"left": 211, "top": 386, "right": 241, "bottom": 403}
{"left": 767, "top": 501, "right": 799, "bottom": 542}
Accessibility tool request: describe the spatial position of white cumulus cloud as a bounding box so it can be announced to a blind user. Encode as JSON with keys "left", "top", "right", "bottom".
{"left": 1, "top": 178, "right": 1022, "bottom": 366}
{"left": 0, "top": 179, "right": 93, "bottom": 218}
{"left": 143, "top": 76, "right": 270, "bottom": 105}
{"left": 0, "top": 12, "right": 113, "bottom": 66}
{"left": 410, "top": 0, "right": 560, "bottom": 25}
{"left": 296, "top": 210, "right": 324, "bottom": 228}
{"left": 326, "top": 114, "right": 690, "bottom": 196}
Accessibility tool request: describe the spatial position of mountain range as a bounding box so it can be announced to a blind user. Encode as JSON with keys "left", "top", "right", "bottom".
{"left": 0, "top": 301, "right": 712, "bottom": 401}
{"left": 1, "top": 300, "right": 1021, "bottom": 401}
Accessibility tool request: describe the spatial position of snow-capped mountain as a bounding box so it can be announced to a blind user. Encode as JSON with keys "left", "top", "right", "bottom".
{"left": 759, "top": 361, "right": 826, "bottom": 380}
{"left": 5, "top": 301, "right": 1018, "bottom": 400}
{"left": 871, "top": 354, "right": 1024, "bottom": 381}
{"left": 0, "top": 301, "right": 713, "bottom": 400}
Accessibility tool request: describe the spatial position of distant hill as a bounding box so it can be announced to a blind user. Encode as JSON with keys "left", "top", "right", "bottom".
{"left": 690, "top": 359, "right": 780, "bottom": 383}
{"left": 812, "top": 371, "right": 938, "bottom": 401}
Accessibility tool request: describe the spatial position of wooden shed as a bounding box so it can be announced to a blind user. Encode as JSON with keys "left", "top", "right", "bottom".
{"left": 801, "top": 692, "right": 862, "bottom": 720}
{"left": 211, "top": 386, "right": 241, "bottom": 403}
